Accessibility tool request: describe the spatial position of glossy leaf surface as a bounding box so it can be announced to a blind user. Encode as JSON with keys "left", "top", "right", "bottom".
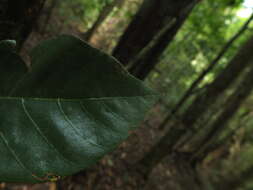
{"left": 0, "top": 35, "right": 157, "bottom": 183}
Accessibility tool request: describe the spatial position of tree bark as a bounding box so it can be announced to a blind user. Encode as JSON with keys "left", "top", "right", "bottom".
{"left": 112, "top": 0, "right": 199, "bottom": 68}
{"left": 128, "top": 0, "right": 198, "bottom": 80}
{"left": 191, "top": 63, "right": 253, "bottom": 162}
{"left": 158, "top": 13, "right": 253, "bottom": 130}
{"left": 83, "top": 0, "right": 123, "bottom": 42}
{"left": 0, "top": 0, "right": 46, "bottom": 48}
{"left": 41, "top": 0, "right": 59, "bottom": 33}
{"left": 192, "top": 112, "right": 249, "bottom": 165}
{"left": 135, "top": 34, "right": 253, "bottom": 175}
{"left": 181, "top": 34, "right": 253, "bottom": 129}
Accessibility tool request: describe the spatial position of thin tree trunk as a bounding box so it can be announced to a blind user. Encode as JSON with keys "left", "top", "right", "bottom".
{"left": 0, "top": 0, "right": 46, "bottom": 48}
{"left": 83, "top": 0, "right": 123, "bottom": 42}
{"left": 135, "top": 34, "right": 253, "bottom": 176}
{"left": 113, "top": 0, "right": 198, "bottom": 67}
{"left": 41, "top": 0, "right": 59, "bottom": 33}
{"left": 191, "top": 64, "right": 253, "bottom": 163}
{"left": 128, "top": 0, "right": 198, "bottom": 80}
{"left": 168, "top": 152, "right": 205, "bottom": 190}
{"left": 158, "top": 13, "right": 253, "bottom": 130}
{"left": 180, "top": 35, "right": 253, "bottom": 130}
{"left": 190, "top": 111, "right": 250, "bottom": 164}
{"left": 126, "top": 17, "right": 177, "bottom": 69}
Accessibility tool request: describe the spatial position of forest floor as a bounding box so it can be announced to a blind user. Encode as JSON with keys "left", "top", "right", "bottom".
{"left": 1, "top": 9, "right": 201, "bottom": 190}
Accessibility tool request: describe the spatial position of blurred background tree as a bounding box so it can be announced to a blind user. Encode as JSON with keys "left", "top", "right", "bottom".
{"left": 1, "top": 0, "right": 253, "bottom": 189}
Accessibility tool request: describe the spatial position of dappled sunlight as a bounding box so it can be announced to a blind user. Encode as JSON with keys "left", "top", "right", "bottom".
{"left": 1, "top": 0, "right": 253, "bottom": 189}
{"left": 237, "top": 0, "right": 253, "bottom": 18}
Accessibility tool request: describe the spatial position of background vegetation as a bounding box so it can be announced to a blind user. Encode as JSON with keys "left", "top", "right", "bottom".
{"left": 1, "top": 0, "right": 253, "bottom": 189}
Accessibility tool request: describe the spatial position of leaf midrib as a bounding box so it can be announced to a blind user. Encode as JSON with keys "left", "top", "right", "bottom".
{"left": 0, "top": 95, "right": 157, "bottom": 101}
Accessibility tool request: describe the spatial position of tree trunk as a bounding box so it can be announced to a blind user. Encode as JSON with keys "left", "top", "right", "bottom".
{"left": 41, "top": 0, "right": 59, "bottom": 33}
{"left": 135, "top": 34, "right": 253, "bottom": 176}
{"left": 167, "top": 152, "right": 205, "bottom": 190}
{"left": 191, "top": 63, "right": 253, "bottom": 162}
{"left": 128, "top": 0, "right": 198, "bottom": 80}
{"left": 196, "top": 111, "right": 251, "bottom": 164}
{"left": 83, "top": 0, "right": 123, "bottom": 42}
{"left": 181, "top": 35, "right": 253, "bottom": 130}
{"left": 0, "top": 0, "right": 46, "bottom": 48}
{"left": 112, "top": 0, "right": 199, "bottom": 68}
{"left": 158, "top": 13, "right": 253, "bottom": 130}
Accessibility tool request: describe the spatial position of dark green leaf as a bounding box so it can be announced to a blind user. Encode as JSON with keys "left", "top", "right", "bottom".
{"left": 0, "top": 35, "right": 157, "bottom": 183}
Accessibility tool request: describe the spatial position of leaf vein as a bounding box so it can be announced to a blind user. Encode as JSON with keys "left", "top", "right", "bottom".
{"left": 80, "top": 101, "right": 121, "bottom": 142}
{"left": 57, "top": 98, "right": 105, "bottom": 150}
{"left": 21, "top": 98, "right": 77, "bottom": 167}
{"left": 0, "top": 132, "right": 37, "bottom": 181}
{"left": 99, "top": 99, "right": 127, "bottom": 128}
